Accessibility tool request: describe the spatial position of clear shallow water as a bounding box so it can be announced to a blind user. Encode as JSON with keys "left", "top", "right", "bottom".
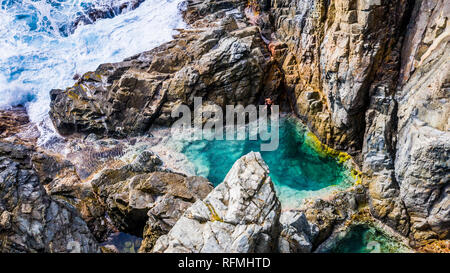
{"left": 321, "top": 225, "right": 410, "bottom": 253}
{"left": 0, "top": 0, "right": 185, "bottom": 125}
{"left": 101, "top": 232, "right": 142, "bottom": 253}
{"left": 176, "top": 117, "right": 353, "bottom": 208}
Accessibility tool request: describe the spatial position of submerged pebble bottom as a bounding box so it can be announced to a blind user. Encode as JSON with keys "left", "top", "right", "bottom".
{"left": 101, "top": 232, "right": 142, "bottom": 253}
{"left": 174, "top": 117, "right": 353, "bottom": 209}
{"left": 320, "top": 225, "right": 411, "bottom": 253}
{"left": 0, "top": 0, "right": 185, "bottom": 125}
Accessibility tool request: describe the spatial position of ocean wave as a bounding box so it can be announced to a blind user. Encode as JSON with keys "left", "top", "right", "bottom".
{"left": 0, "top": 0, "right": 185, "bottom": 132}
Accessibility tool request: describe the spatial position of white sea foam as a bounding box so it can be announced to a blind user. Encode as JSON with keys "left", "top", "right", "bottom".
{"left": 0, "top": 0, "right": 185, "bottom": 137}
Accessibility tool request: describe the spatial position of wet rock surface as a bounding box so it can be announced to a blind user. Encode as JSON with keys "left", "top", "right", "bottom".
{"left": 0, "top": 107, "right": 39, "bottom": 146}
{"left": 0, "top": 0, "right": 448, "bottom": 253}
{"left": 182, "top": 0, "right": 247, "bottom": 23}
{"left": 0, "top": 107, "right": 30, "bottom": 139}
{"left": 33, "top": 151, "right": 116, "bottom": 242}
{"left": 68, "top": 0, "right": 146, "bottom": 35}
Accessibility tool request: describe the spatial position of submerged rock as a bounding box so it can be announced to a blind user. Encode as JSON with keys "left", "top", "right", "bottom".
{"left": 315, "top": 224, "right": 411, "bottom": 253}
{"left": 0, "top": 142, "right": 99, "bottom": 253}
{"left": 153, "top": 152, "right": 281, "bottom": 253}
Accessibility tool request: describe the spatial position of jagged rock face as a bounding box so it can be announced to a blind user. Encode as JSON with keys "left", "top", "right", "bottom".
{"left": 90, "top": 150, "right": 213, "bottom": 246}
{"left": 270, "top": 0, "right": 410, "bottom": 153}
{"left": 359, "top": 0, "right": 412, "bottom": 237}
{"left": 0, "top": 142, "right": 99, "bottom": 253}
{"left": 278, "top": 210, "right": 319, "bottom": 253}
{"left": 139, "top": 175, "right": 213, "bottom": 252}
{"left": 269, "top": 0, "right": 449, "bottom": 245}
{"left": 0, "top": 108, "right": 115, "bottom": 242}
{"left": 31, "top": 151, "right": 115, "bottom": 242}
{"left": 394, "top": 0, "right": 449, "bottom": 243}
{"left": 362, "top": 0, "right": 449, "bottom": 244}
{"left": 49, "top": 7, "right": 273, "bottom": 138}
{"left": 152, "top": 152, "right": 281, "bottom": 253}
{"left": 0, "top": 107, "right": 29, "bottom": 139}
{"left": 182, "top": 0, "right": 247, "bottom": 23}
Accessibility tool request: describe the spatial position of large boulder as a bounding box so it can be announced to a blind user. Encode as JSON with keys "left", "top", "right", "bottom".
{"left": 139, "top": 175, "right": 213, "bottom": 252}
{"left": 0, "top": 142, "right": 99, "bottom": 253}
{"left": 49, "top": 6, "right": 272, "bottom": 138}
{"left": 90, "top": 151, "right": 214, "bottom": 247}
{"left": 277, "top": 210, "right": 319, "bottom": 253}
{"left": 152, "top": 152, "right": 281, "bottom": 253}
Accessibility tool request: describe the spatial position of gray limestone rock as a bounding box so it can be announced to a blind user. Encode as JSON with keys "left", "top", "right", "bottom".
{"left": 152, "top": 152, "right": 281, "bottom": 253}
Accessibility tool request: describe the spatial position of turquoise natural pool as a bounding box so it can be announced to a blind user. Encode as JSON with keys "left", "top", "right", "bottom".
{"left": 320, "top": 225, "right": 411, "bottom": 253}
{"left": 174, "top": 117, "right": 354, "bottom": 208}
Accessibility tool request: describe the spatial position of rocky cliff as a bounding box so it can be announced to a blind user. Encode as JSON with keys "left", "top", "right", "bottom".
{"left": 267, "top": 0, "right": 449, "bottom": 247}
{"left": 3, "top": 0, "right": 446, "bottom": 252}
{"left": 394, "top": 0, "right": 449, "bottom": 243}
{"left": 0, "top": 112, "right": 215, "bottom": 252}
{"left": 49, "top": 5, "right": 275, "bottom": 137}
{"left": 0, "top": 142, "right": 100, "bottom": 253}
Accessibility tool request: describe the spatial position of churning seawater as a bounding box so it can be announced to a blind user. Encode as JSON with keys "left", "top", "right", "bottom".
{"left": 0, "top": 0, "right": 185, "bottom": 126}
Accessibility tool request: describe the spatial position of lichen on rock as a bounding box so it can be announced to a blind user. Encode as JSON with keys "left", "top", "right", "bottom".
{"left": 152, "top": 152, "right": 281, "bottom": 253}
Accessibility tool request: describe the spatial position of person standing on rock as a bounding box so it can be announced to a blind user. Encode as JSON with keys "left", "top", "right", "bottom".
{"left": 265, "top": 97, "right": 273, "bottom": 115}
